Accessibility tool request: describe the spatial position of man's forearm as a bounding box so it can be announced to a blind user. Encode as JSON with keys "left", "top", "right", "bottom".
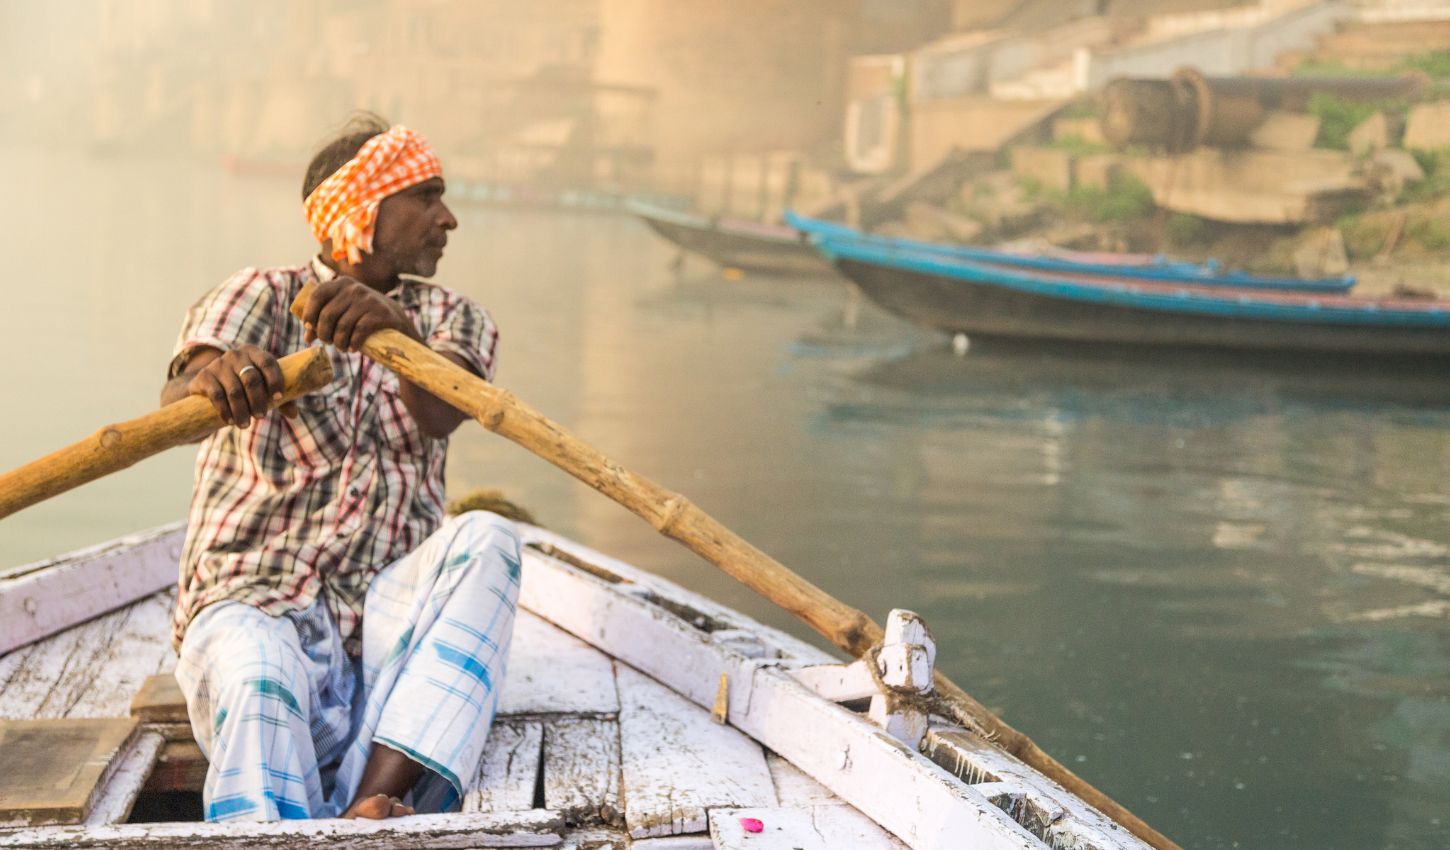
{"left": 398, "top": 354, "right": 472, "bottom": 439}
{"left": 160, "top": 374, "right": 193, "bottom": 407}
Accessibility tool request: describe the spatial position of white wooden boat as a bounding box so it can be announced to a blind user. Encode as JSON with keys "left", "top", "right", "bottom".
{"left": 0, "top": 522, "right": 1154, "bottom": 850}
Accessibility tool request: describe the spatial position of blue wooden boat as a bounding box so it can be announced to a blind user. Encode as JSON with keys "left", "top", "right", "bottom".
{"left": 812, "top": 235, "right": 1450, "bottom": 359}
{"left": 786, "top": 212, "right": 1357, "bottom": 294}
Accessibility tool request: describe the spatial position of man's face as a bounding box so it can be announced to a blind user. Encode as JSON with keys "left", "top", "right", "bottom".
{"left": 370, "top": 177, "right": 457, "bottom": 279}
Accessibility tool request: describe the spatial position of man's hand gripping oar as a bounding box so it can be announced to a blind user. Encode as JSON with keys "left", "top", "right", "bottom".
{"left": 288, "top": 282, "right": 1183, "bottom": 850}
{"left": 0, "top": 349, "right": 334, "bottom": 520}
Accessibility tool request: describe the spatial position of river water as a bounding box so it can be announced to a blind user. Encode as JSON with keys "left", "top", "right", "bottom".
{"left": 2, "top": 149, "right": 1447, "bottom": 849}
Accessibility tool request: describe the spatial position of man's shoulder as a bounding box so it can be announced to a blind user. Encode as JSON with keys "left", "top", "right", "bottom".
{"left": 206, "top": 263, "right": 310, "bottom": 300}
{"left": 401, "top": 279, "right": 484, "bottom": 314}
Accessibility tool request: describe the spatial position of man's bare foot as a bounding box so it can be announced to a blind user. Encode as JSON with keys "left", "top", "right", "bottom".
{"left": 342, "top": 793, "right": 415, "bottom": 819}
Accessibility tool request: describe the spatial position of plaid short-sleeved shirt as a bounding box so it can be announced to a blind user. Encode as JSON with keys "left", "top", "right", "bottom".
{"left": 169, "top": 257, "right": 498, "bottom": 653}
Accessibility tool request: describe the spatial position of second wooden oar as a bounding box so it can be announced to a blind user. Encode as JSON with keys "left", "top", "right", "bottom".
{"left": 290, "top": 284, "right": 1179, "bottom": 850}
{"left": 0, "top": 348, "right": 334, "bottom": 520}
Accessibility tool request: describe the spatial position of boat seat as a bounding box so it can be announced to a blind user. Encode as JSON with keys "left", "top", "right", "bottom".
{"left": 130, "top": 673, "right": 208, "bottom": 794}
{"left": 0, "top": 717, "right": 141, "bottom": 826}
{"left": 130, "top": 673, "right": 189, "bottom": 724}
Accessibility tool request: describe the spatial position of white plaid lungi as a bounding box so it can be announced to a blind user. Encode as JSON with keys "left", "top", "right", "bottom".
{"left": 174, "top": 511, "right": 521, "bottom": 821}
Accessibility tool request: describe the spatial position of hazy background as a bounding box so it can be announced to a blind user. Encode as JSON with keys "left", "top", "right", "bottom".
{"left": 3, "top": 3, "right": 1448, "bottom": 850}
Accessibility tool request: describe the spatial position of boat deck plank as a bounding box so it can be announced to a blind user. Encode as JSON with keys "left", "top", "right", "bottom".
{"left": 0, "top": 592, "right": 173, "bottom": 722}
{"left": 615, "top": 665, "right": 777, "bottom": 839}
{"left": 764, "top": 753, "right": 841, "bottom": 807}
{"left": 500, "top": 612, "right": 619, "bottom": 717}
{"left": 709, "top": 805, "right": 909, "bottom": 850}
{"left": 541, "top": 715, "right": 621, "bottom": 826}
{"left": 0, "top": 717, "right": 139, "bottom": 827}
{"left": 463, "top": 720, "right": 543, "bottom": 814}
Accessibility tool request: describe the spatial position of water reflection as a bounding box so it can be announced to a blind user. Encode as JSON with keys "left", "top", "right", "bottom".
{"left": 803, "top": 338, "right": 1450, "bottom": 848}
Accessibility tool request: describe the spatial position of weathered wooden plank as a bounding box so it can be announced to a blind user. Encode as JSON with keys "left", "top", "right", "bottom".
{"left": 629, "top": 838, "right": 713, "bottom": 850}
{"left": 615, "top": 664, "right": 776, "bottom": 839}
{"left": 141, "top": 739, "right": 207, "bottom": 794}
{"left": 498, "top": 612, "right": 619, "bottom": 717}
{"left": 0, "top": 717, "right": 139, "bottom": 827}
{"left": 0, "top": 593, "right": 174, "bottom": 722}
{"left": 0, "top": 616, "right": 98, "bottom": 720}
{"left": 0, "top": 809, "right": 565, "bottom": 848}
{"left": 766, "top": 753, "right": 840, "bottom": 807}
{"left": 130, "top": 672, "right": 188, "bottom": 724}
{"left": 541, "top": 716, "right": 620, "bottom": 826}
{"left": 517, "top": 543, "right": 1045, "bottom": 850}
{"left": 790, "top": 660, "right": 877, "bottom": 703}
{"left": 709, "top": 806, "right": 909, "bottom": 850}
{"left": 923, "top": 729, "right": 1152, "bottom": 850}
{"left": 463, "top": 720, "right": 543, "bottom": 814}
{"left": 557, "top": 830, "right": 628, "bottom": 850}
{"left": 83, "top": 729, "right": 164, "bottom": 825}
{"left": 521, "top": 530, "right": 836, "bottom": 666}
{"left": 64, "top": 593, "right": 175, "bottom": 720}
{"left": 0, "top": 524, "right": 182, "bottom": 655}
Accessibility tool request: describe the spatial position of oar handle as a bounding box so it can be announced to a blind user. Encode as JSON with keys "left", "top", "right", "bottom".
{"left": 289, "top": 283, "right": 1180, "bottom": 850}
{"left": 0, "top": 347, "right": 333, "bottom": 520}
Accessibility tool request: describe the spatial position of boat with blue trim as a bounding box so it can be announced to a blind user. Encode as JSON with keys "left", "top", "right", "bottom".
{"left": 811, "top": 235, "right": 1450, "bottom": 359}
{"left": 786, "top": 213, "right": 1356, "bottom": 294}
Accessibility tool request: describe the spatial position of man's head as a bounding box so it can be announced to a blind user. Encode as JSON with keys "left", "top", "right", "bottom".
{"left": 303, "top": 115, "right": 457, "bottom": 286}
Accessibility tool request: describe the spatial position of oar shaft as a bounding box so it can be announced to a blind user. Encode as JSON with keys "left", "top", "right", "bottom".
{"left": 0, "top": 348, "right": 333, "bottom": 520}
{"left": 290, "top": 286, "right": 1178, "bottom": 850}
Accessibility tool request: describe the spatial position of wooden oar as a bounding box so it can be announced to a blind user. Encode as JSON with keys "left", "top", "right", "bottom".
{"left": 0, "top": 348, "right": 333, "bottom": 520}
{"left": 290, "top": 285, "right": 1180, "bottom": 850}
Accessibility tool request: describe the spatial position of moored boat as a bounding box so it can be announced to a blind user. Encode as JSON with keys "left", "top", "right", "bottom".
{"left": 0, "top": 523, "right": 1157, "bottom": 850}
{"left": 786, "top": 213, "right": 1356, "bottom": 294}
{"left": 627, "top": 201, "right": 833, "bottom": 276}
{"left": 812, "top": 235, "right": 1450, "bottom": 359}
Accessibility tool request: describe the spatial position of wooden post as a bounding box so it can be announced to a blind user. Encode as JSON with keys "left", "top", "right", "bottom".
{"left": 287, "top": 286, "right": 1181, "bottom": 850}
{"left": 867, "top": 609, "right": 933, "bottom": 749}
{"left": 0, "top": 348, "right": 334, "bottom": 521}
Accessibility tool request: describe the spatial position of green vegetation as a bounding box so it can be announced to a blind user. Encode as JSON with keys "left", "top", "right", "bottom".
{"left": 1295, "top": 49, "right": 1450, "bottom": 80}
{"left": 1060, "top": 98, "right": 1101, "bottom": 119}
{"left": 1049, "top": 134, "right": 1114, "bottom": 157}
{"left": 1337, "top": 211, "right": 1394, "bottom": 259}
{"left": 1064, "top": 173, "right": 1155, "bottom": 223}
{"left": 1401, "top": 147, "right": 1450, "bottom": 203}
{"left": 1402, "top": 50, "right": 1450, "bottom": 79}
{"left": 1411, "top": 217, "right": 1450, "bottom": 251}
{"left": 1016, "top": 172, "right": 1155, "bottom": 225}
{"left": 1305, "top": 93, "right": 1409, "bottom": 150}
{"left": 1164, "top": 213, "right": 1212, "bottom": 248}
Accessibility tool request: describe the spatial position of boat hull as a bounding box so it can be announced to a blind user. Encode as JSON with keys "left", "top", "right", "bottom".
{"left": 834, "top": 256, "right": 1450, "bottom": 359}
{"left": 634, "top": 208, "right": 832, "bottom": 276}
{"left": 786, "top": 212, "right": 1355, "bottom": 293}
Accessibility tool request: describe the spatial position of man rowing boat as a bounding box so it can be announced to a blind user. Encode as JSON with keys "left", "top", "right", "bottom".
{"left": 158, "top": 115, "right": 518, "bottom": 822}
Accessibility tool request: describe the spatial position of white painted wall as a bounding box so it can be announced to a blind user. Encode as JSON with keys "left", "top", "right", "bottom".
{"left": 1075, "top": 1, "right": 1350, "bottom": 90}
{"left": 911, "top": 17, "right": 1113, "bottom": 102}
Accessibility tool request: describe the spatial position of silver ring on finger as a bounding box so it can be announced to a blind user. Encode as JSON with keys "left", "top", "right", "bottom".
{"left": 237, "top": 365, "right": 260, "bottom": 381}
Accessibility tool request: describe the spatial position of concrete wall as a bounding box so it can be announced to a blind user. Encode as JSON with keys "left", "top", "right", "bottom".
{"left": 1075, "top": 1, "right": 1349, "bottom": 89}
{"left": 911, "top": 17, "right": 1113, "bottom": 101}
{"left": 909, "top": 96, "right": 1063, "bottom": 166}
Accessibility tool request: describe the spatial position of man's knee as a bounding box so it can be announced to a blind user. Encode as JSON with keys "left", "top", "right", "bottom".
{"left": 440, "top": 511, "right": 523, "bottom": 586}
{"left": 188, "top": 619, "right": 311, "bottom": 737}
{"left": 444, "top": 509, "right": 515, "bottom": 539}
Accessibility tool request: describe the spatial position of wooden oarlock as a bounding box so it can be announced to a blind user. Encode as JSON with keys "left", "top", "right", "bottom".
{"left": 0, "top": 348, "right": 334, "bottom": 521}
{"left": 288, "top": 284, "right": 1181, "bottom": 850}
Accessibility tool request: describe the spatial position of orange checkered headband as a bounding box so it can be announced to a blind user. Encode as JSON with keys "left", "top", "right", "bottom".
{"left": 303, "top": 125, "right": 443, "bottom": 264}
